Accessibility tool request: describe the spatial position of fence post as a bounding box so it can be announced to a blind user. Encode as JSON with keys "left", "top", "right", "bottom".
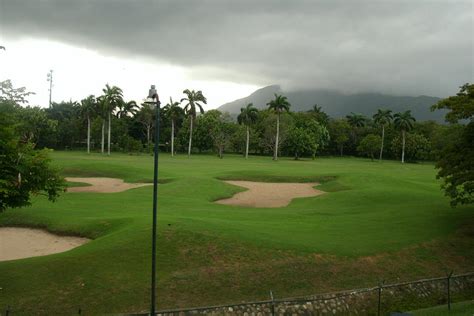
{"left": 270, "top": 290, "right": 275, "bottom": 316}
{"left": 447, "top": 270, "right": 453, "bottom": 311}
{"left": 377, "top": 280, "right": 384, "bottom": 316}
{"left": 5, "top": 306, "right": 10, "bottom": 316}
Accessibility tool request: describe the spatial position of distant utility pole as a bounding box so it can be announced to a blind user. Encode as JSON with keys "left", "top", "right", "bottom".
{"left": 47, "top": 69, "right": 53, "bottom": 108}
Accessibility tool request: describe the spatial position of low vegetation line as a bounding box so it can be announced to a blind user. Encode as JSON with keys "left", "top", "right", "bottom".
{"left": 216, "top": 174, "right": 336, "bottom": 184}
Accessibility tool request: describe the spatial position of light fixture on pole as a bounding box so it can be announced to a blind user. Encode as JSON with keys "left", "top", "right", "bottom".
{"left": 145, "top": 85, "right": 160, "bottom": 316}
{"left": 46, "top": 70, "right": 53, "bottom": 108}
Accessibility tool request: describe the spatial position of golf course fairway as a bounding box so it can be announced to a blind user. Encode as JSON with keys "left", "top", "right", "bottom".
{"left": 0, "top": 152, "right": 473, "bottom": 314}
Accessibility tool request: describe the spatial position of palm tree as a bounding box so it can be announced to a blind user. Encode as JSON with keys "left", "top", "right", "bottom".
{"left": 373, "top": 109, "right": 393, "bottom": 161}
{"left": 137, "top": 103, "right": 155, "bottom": 152}
{"left": 116, "top": 100, "right": 138, "bottom": 118}
{"left": 181, "top": 89, "right": 207, "bottom": 156}
{"left": 346, "top": 112, "right": 367, "bottom": 128}
{"left": 237, "top": 103, "right": 259, "bottom": 159}
{"left": 307, "top": 104, "right": 329, "bottom": 125}
{"left": 102, "top": 84, "right": 123, "bottom": 155}
{"left": 163, "top": 97, "right": 184, "bottom": 157}
{"left": 394, "top": 110, "right": 416, "bottom": 163}
{"left": 310, "top": 104, "right": 323, "bottom": 113}
{"left": 267, "top": 94, "right": 291, "bottom": 160}
{"left": 79, "top": 95, "right": 96, "bottom": 154}
{"left": 96, "top": 96, "right": 107, "bottom": 154}
{"left": 346, "top": 112, "right": 367, "bottom": 144}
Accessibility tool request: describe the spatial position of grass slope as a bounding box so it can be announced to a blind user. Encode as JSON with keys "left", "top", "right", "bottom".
{"left": 410, "top": 300, "right": 474, "bottom": 315}
{"left": 0, "top": 152, "right": 473, "bottom": 315}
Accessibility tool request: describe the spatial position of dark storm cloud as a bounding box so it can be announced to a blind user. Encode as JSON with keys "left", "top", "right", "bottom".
{"left": 1, "top": 0, "right": 472, "bottom": 97}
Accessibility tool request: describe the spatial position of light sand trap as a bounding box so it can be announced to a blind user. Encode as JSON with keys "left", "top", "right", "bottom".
{"left": 0, "top": 227, "right": 90, "bottom": 262}
{"left": 66, "top": 177, "right": 152, "bottom": 193}
{"left": 216, "top": 180, "right": 325, "bottom": 208}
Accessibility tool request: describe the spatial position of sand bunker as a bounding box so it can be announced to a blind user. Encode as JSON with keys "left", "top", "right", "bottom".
{"left": 216, "top": 180, "right": 325, "bottom": 208}
{"left": 0, "top": 227, "right": 90, "bottom": 262}
{"left": 66, "top": 177, "right": 152, "bottom": 193}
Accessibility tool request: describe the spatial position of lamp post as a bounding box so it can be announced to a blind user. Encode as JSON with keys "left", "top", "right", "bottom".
{"left": 46, "top": 70, "right": 53, "bottom": 108}
{"left": 145, "top": 85, "right": 160, "bottom": 316}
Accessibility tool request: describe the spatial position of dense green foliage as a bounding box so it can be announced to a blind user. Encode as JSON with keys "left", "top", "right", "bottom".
{"left": 0, "top": 79, "right": 459, "bottom": 163}
{"left": 391, "top": 133, "right": 431, "bottom": 162}
{"left": 0, "top": 93, "right": 64, "bottom": 211}
{"left": 432, "top": 84, "right": 474, "bottom": 206}
{"left": 0, "top": 152, "right": 473, "bottom": 314}
{"left": 285, "top": 127, "right": 317, "bottom": 159}
{"left": 357, "top": 134, "right": 381, "bottom": 161}
{"left": 432, "top": 83, "right": 474, "bottom": 123}
{"left": 285, "top": 115, "right": 329, "bottom": 159}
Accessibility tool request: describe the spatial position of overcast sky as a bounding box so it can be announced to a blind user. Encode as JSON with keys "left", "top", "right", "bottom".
{"left": 0, "top": 0, "right": 472, "bottom": 109}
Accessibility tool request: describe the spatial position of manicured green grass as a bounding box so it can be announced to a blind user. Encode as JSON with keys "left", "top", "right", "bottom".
{"left": 410, "top": 300, "right": 474, "bottom": 315}
{"left": 0, "top": 152, "right": 473, "bottom": 315}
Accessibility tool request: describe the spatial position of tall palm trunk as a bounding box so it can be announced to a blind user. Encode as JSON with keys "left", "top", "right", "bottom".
{"left": 171, "top": 119, "right": 175, "bottom": 157}
{"left": 401, "top": 130, "right": 406, "bottom": 163}
{"left": 101, "top": 119, "right": 105, "bottom": 154}
{"left": 274, "top": 113, "right": 280, "bottom": 160}
{"left": 379, "top": 125, "right": 385, "bottom": 161}
{"left": 188, "top": 117, "right": 193, "bottom": 156}
{"left": 107, "top": 112, "right": 111, "bottom": 155}
{"left": 87, "top": 116, "right": 90, "bottom": 154}
{"left": 245, "top": 125, "right": 250, "bottom": 159}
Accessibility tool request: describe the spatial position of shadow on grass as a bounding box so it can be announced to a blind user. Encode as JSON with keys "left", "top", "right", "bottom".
{"left": 62, "top": 168, "right": 172, "bottom": 184}
{"left": 216, "top": 173, "right": 351, "bottom": 193}
{"left": 216, "top": 173, "right": 336, "bottom": 184}
{"left": 66, "top": 181, "right": 92, "bottom": 188}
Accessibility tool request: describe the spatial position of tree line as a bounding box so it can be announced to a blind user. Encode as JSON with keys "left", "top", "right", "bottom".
{"left": 0, "top": 80, "right": 453, "bottom": 163}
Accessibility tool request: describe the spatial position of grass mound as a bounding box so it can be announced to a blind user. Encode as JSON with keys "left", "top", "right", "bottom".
{"left": 409, "top": 300, "right": 474, "bottom": 315}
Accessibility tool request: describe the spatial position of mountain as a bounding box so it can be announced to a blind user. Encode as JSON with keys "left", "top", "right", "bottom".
{"left": 218, "top": 85, "right": 282, "bottom": 113}
{"left": 218, "top": 85, "right": 445, "bottom": 121}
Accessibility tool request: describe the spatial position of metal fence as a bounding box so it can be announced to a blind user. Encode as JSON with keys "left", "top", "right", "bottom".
{"left": 145, "top": 271, "right": 474, "bottom": 316}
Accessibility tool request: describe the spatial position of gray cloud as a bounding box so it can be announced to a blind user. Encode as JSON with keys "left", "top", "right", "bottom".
{"left": 1, "top": 0, "right": 472, "bottom": 97}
